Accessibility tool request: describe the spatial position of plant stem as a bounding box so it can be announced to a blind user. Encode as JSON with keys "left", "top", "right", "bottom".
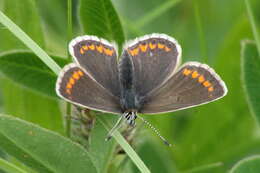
{"left": 65, "top": 102, "right": 71, "bottom": 138}
{"left": 98, "top": 116, "right": 151, "bottom": 173}
{"left": 245, "top": 0, "right": 260, "bottom": 57}
{"left": 65, "top": 0, "right": 73, "bottom": 138}
{"left": 0, "top": 158, "right": 27, "bottom": 173}
{"left": 194, "top": 2, "right": 208, "bottom": 63}
{"left": 67, "top": 0, "right": 72, "bottom": 49}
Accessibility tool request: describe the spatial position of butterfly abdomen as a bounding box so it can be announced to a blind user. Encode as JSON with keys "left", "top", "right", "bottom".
{"left": 119, "top": 51, "right": 141, "bottom": 111}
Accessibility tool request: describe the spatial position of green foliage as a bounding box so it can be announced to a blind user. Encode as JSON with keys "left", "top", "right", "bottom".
{"left": 79, "top": 0, "right": 125, "bottom": 50}
{"left": 88, "top": 118, "right": 117, "bottom": 173}
{"left": 230, "top": 155, "right": 260, "bottom": 173}
{"left": 0, "top": 0, "right": 63, "bottom": 135}
{"left": 0, "top": 0, "right": 260, "bottom": 172}
{"left": 0, "top": 115, "right": 97, "bottom": 173}
{"left": 0, "top": 0, "right": 44, "bottom": 51}
{"left": 0, "top": 158, "right": 27, "bottom": 173}
{"left": 241, "top": 41, "right": 260, "bottom": 125}
{"left": 0, "top": 51, "right": 68, "bottom": 98}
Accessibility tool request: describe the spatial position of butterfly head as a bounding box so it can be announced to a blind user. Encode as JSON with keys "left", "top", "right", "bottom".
{"left": 123, "top": 111, "right": 137, "bottom": 126}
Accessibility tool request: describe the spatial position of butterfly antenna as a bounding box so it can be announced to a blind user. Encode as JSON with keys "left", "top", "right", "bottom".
{"left": 136, "top": 115, "right": 172, "bottom": 147}
{"left": 105, "top": 114, "right": 125, "bottom": 141}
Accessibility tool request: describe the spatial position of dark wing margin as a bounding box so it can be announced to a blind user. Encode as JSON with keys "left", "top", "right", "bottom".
{"left": 122, "top": 33, "right": 182, "bottom": 97}
{"left": 56, "top": 63, "right": 122, "bottom": 114}
{"left": 69, "top": 35, "right": 120, "bottom": 97}
{"left": 140, "top": 62, "right": 228, "bottom": 114}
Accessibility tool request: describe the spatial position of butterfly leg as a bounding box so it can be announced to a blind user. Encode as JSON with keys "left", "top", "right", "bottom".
{"left": 105, "top": 114, "right": 126, "bottom": 141}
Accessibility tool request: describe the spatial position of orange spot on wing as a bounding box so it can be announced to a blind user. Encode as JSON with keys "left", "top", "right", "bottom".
{"left": 203, "top": 81, "right": 211, "bottom": 87}
{"left": 80, "top": 48, "right": 84, "bottom": 54}
{"left": 66, "top": 89, "right": 71, "bottom": 95}
{"left": 208, "top": 86, "right": 214, "bottom": 92}
{"left": 82, "top": 45, "right": 88, "bottom": 50}
{"left": 88, "top": 44, "right": 95, "bottom": 50}
{"left": 78, "top": 70, "right": 84, "bottom": 76}
{"left": 69, "top": 78, "right": 75, "bottom": 85}
{"left": 129, "top": 49, "right": 134, "bottom": 56}
{"left": 183, "top": 68, "right": 192, "bottom": 76}
{"left": 66, "top": 83, "right": 72, "bottom": 89}
{"left": 198, "top": 75, "right": 205, "bottom": 83}
{"left": 165, "top": 46, "right": 171, "bottom": 52}
{"left": 129, "top": 48, "right": 139, "bottom": 56}
{"left": 192, "top": 71, "right": 199, "bottom": 78}
{"left": 134, "top": 48, "right": 139, "bottom": 55}
{"left": 72, "top": 72, "right": 80, "bottom": 80}
{"left": 96, "top": 45, "right": 103, "bottom": 53}
{"left": 158, "top": 43, "right": 165, "bottom": 49}
{"left": 139, "top": 44, "right": 148, "bottom": 52}
{"left": 104, "top": 48, "right": 114, "bottom": 56}
{"left": 149, "top": 42, "right": 156, "bottom": 49}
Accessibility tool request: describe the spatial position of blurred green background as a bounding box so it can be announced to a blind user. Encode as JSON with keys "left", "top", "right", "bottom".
{"left": 0, "top": 0, "right": 260, "bottom": 172}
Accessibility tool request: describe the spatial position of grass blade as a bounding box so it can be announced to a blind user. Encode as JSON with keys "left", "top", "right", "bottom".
{"left": 0, "top": 158, "right": 27, "bottom": 173}
{"left": 98, "top": 116, "right": 151, "bottom": 173}
{"left": 245, "top": 0, "right": 260, "bottom": 56}
{"left": 0, "top": 11, "right": 61, "bottom": 74}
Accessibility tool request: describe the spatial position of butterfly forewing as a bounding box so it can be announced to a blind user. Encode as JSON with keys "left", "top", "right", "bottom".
{"left": 69, "top": 36, "right": 120, "bottom": 97}
{"left": 140, "top": 62, "right": 227, "bottom": 114}
{"left": 123, "top": 34, "right": 182, "bottom": 97}
{"left": 56, "top": 63, "right": 122, "bottom": 114}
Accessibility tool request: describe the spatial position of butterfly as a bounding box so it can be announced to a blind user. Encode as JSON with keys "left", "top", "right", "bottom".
{"left": 56, "top": 33, "right": 227, "bottom": 144}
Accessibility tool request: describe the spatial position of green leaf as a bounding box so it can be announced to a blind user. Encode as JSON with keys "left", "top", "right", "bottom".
{"left": 0, "top": 5, "right": 150, "bottom": 173}
{"left": 0, "top": 158, "right": 27, "bottom": 173}
{"left": 245, "top": 0, "right": 260, "bottom": 56}
{"left": 34, "top": 0, "right": 68, "bottom": 55}
{"left": 79, "top": 0, "right": 125, "bottom": 48}
{"left": 230, "top": 155, "right": 260, "bottom": 173}
{"left": 1, "top": 79, "right": 65, "bottom": 134}
{"left": 88, "top": 115, "right": 117, "bottom": 173}
{"left": 0, "top": 51, "right": 68, "bottom": 98}
{"left": 0, "top": 114, "right": 97, "bottom": 173}
{"left": 0, "top": 0, "right": 64, "bottom": 134}
{"left": 241, "top": 41, "right": 260, "bottom": 126}
{"left": 0, "top": 0, "right": 44, "bottom": 51}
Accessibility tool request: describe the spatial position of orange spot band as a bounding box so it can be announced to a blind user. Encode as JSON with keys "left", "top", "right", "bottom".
{"left": 183, "top": 68, "right": 192, "bottom": 76}
{"left": 140, "top": 44, "right": 148, "bottom": 52}
{"left": 198, "top": 75, "right": 205, "bottom": 83}
{"left": 203, "top": 81, "right": 211, "bottom": 87}
{"left": 208, "top": 86, "right": 214, "bottom": 92}
{"left": 149, "top": 42, "right": 156, "bottom": 49}
{"left": 88, "top": 44, "right": 95, "bottom": 50}
{"left": 192, "top": 71, "right": 199, "bottom": 78}
{"left": 158, "top": 43, "right": 165, "bottom": 49}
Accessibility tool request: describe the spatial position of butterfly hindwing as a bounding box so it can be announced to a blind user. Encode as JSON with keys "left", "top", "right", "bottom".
{"left": 56, "top": 63, "right": 122, "bottom": 114}
{"left": 69, "top": 36, "right": 120, "bottom": 97}
{"left": 140, "top": 62, "right": 228, "bottom": 114}
{"left": 123, "top": 33, "right": 182, "bottom": 97}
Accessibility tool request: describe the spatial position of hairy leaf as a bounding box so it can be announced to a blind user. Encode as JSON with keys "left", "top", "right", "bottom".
{"left": 241, "top": 41, "right": 260, "bottom": 125}
{"left": 0, "top": 115, "right": 97, "bottom": 173}
{"left": 79, "top": 0, "right": 125, "bottom": 49}
{"left": 0, "top": 51, "right": 68, "bottom": 98}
